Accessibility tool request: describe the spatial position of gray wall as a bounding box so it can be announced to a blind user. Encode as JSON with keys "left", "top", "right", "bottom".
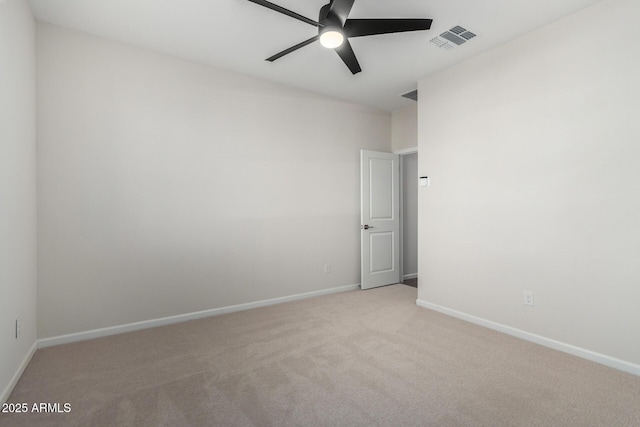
{"left": 36, "top": 24, "right": 392, "bottom": 338}
{"left": 0, "top": 0, "right": 37, "bottom": 402}
{"left": 417, "top": 0, "right": 640, "bottom": 366}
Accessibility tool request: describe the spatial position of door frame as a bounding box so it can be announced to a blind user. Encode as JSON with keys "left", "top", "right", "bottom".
{"left": 395, "top": 146, "right": 418, "bottom": 286}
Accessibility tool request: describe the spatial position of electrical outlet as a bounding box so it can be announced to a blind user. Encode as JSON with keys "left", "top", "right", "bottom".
{"left": 15, "top": 317, "right": 21, "bottom": 339}
{"left": 323, "top": 264, "right": 331, "bottom": 274}
{"left": 523, "top": 290, "right": 534, "bottom": 307}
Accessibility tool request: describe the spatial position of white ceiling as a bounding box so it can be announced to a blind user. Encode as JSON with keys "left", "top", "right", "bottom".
{"left": 28, "top": 0, "right": 602, "bottom": 111}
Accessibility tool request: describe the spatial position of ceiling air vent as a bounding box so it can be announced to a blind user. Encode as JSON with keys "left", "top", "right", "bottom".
{"left": 430, "top": 25, "right": 477, "bottom": 50}
{"left": 401, "top": 90, "right": 418, "bottom": 101}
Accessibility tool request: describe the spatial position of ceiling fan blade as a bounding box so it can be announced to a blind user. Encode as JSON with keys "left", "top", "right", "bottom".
{"left": 328, "top": 0, "right": 355, "bottom": 25}
{"left": 246, "top": 0, "right": 321, "bottom": 27}
{"left": 266, "top": 36, "right": 319, "bottom": 62}
{"left": 335, "top": 39, "right": 361, "bottom": 75}
{"left": 344, "top": 19, "right": 433, "bottom": 37}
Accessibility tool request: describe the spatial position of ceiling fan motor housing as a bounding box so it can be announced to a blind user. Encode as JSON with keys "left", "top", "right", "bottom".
{"left": 318, "top": 3, "right": 346, "bottom": 48}
{"left": 319, "top": 3, "right": 342, "bottom": 33}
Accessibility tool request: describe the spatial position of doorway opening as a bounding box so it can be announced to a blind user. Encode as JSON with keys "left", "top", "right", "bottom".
{"left": 400, "top": 151, "right": 418, "bottom": 288}
{"left": 359, "top": 149, "right": 417, "bottom": 290}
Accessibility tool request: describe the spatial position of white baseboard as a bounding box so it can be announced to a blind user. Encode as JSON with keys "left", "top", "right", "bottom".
{"left": 416, "top": 299, "right": 640, "bottom": 377}
{"left": 1, "top": 340, "right": 37, "bottom": 404}
{"left": 39, "top": 284, "right": 360, "bottom": 349}
{"left": 403, "top": 273, "right": 417, "bottom": 280}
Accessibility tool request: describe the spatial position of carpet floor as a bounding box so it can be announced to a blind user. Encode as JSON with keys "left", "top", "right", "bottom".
{"left": 1, "top": 284, "right": 639, "bottom": 426}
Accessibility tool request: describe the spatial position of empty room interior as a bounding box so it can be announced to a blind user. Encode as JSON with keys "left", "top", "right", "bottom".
{"left": 2, "top": 0, "right": 640, "bottom": 425}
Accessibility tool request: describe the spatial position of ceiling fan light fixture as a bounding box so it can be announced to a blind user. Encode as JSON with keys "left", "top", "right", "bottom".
{"left": 319, "top": 28, "right": 344, "bottom": 48}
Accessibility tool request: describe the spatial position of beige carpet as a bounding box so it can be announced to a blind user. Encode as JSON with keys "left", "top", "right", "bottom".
{"left": 2, "top": 284, "right": 640, "bottom": 426}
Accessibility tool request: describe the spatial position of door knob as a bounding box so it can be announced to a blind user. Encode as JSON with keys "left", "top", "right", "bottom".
{"left": 361, "top": 225, "right": 374, "bottom": 230}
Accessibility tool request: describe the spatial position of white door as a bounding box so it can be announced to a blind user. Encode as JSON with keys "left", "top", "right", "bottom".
{"left": 360, "top": 150, "right": 400, "bottom": 290}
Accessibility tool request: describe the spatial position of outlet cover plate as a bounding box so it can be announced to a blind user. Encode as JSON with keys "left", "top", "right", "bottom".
{"left": 523, "top": 290, "right": 534, "bottom": 307}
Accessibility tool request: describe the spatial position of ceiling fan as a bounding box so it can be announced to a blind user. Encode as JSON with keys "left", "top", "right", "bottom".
{"left": 246, "top": 0, "right": 433, "bottom": 75}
